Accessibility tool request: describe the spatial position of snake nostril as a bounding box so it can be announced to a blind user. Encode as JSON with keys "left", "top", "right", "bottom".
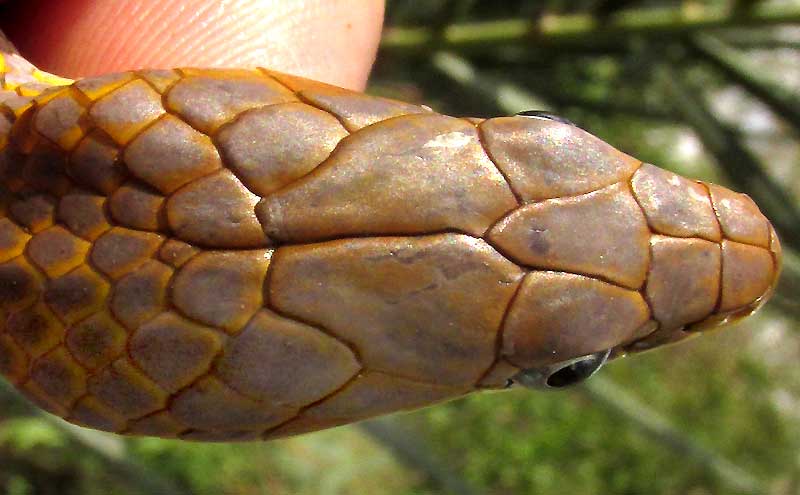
{"left": 512, "top": 349, "right": 611, "bottom": 390}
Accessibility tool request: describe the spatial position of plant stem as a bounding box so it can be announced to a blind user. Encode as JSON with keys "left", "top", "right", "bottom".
{"left": 690, "top": 33, "right": 800, "bottom": 131}
{"left": 382, "top": 4, "right": 800, "bottom": 53}
{"left": 583, "top": 376, "right": 765, "bottom": 495}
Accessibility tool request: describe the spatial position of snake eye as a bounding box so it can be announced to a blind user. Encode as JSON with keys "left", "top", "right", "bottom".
{"left": 516, "top": 110, "right": 575, "bottom": 126}
{"left": 511, "top": 349, "right": 611, "bottom": 390}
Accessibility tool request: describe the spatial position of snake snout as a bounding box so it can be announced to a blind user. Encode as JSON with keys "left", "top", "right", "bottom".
{"left": 688, "top": 218, "right": 782, "bottom": 332}
{"left": 627, "top": 183, "right": 782, "bottom": 352}
{"left": 512, "top": 350, "right": 611, "bottom": 390}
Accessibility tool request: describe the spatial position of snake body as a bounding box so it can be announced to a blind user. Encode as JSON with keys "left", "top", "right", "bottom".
{"left": 0, "top": 47, "right": 781, "bottom": 441}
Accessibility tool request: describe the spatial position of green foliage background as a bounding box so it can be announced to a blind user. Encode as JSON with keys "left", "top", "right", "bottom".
{"left": 2, "top": 1, "right": 799, "bottom": 494}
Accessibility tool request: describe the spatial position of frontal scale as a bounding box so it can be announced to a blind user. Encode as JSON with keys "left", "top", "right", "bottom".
{"left": 0, "top": 55, "right": 780, "bottom": 441}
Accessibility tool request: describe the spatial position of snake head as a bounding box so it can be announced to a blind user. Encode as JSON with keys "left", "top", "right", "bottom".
{"left": 485, "top": 113, "right": 782, "bottom": 389}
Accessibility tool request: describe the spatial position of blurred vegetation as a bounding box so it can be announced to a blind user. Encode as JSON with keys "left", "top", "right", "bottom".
{"left": 2, "top": 1, "right": 800, "bottom": 494}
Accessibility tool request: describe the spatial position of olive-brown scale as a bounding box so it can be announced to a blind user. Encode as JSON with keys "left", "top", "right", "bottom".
{"left": 0, "top": 49, "right": 781, "bottom": 441}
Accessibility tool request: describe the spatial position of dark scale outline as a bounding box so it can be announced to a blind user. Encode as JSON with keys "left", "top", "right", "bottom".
{"left": 473, "top": 274, "right": 525, "bottom": 388}
{"left": 485, "top": 181, "right": 651, "bottom": 292}
{"left": 0, "top": 331, "right": 29, "bottom": 385}
{"left": 264, "top": 234, "right": 520, "bottom": 381}
{"left": 701, "top": 181, "right": 726, "bottom": 317}
{"left": 474, "top": 120, "right": 524, "bottom": 205}
{"left": 168, "top": 67, "right": 301, "bottom": 135}
{"left": 54, "top": 191, "right": 114, "bottom": 243}
{"left": 0, "top": 257, "right": 49, "bottom": 366}
{"left": 65, "top": 128, "right": 131, "bottom": 197}
{"left": 26, "top": 342, "right": 89, "bottom": 412}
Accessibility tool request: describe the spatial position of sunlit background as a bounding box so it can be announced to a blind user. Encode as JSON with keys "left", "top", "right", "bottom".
{"left": 2, "top": 1, "right": 799, "bottom": 494}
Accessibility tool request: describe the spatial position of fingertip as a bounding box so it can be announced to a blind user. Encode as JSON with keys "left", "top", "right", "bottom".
{"left": 2, "top": 0, "right": 384, "bottom": 90}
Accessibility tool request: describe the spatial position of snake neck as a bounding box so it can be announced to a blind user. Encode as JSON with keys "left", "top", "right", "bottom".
{"left": 0, "top": 49, "right": 73, "bottom": 199}
{"left": 0, "top": 50, "right": 73, "bottom": 98}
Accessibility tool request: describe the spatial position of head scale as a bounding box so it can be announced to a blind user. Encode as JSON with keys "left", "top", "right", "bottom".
{"left": 483, "top": 112, "right": 781, "bottom": 389}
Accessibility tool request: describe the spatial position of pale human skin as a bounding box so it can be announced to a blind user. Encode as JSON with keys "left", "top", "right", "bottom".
{"left": 0, "top": 0, "right": 385, "bottom": 91}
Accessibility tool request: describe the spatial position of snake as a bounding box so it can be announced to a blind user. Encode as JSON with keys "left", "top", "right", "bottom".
{"left": 0, "top": 33, "right": 781, "bottom": 442}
